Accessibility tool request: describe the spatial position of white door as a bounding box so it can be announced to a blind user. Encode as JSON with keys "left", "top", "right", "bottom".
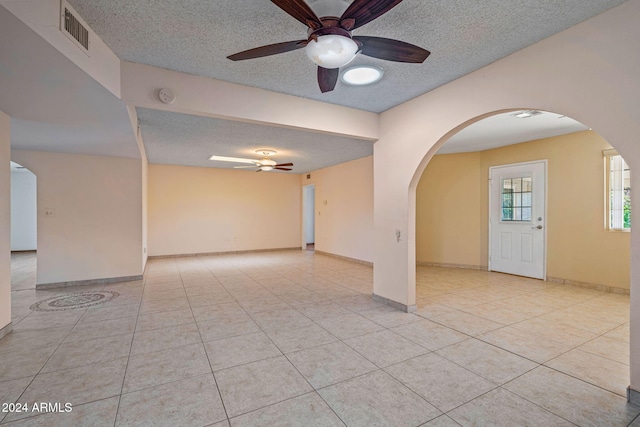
{"left": 489, "top": 161, "right": 546, "bottom": 279}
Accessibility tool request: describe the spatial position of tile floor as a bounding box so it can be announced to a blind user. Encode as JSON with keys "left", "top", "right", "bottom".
{"left": 1, "top": 251, "right": 638, "bottom": 426}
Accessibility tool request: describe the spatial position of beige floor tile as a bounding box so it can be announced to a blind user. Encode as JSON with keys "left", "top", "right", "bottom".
{"left": 578, "top": 336, "right": 629, "bottom": 365}
{"left": 359, "top": 307, "right": 421, "bottom": 328}
{"left": 344, "top": 330, "right": 428, "bottom": 368}
{"left": 204, "top": 332, "right": 281, "bottom": 371}
{"left": 14, "top": 310, "right": 85, "bottom": 331}
{"left": 294, "top": 301, "right": 352, "bottom": 320}
{"left": 385, "top": 353, "right": 496, "bottom": 412}
{"left": 229, "top": 392, "right": 344, "bottom": 427}
{"left": 138, "top": 297, "right": 191, "bottom": 315}
{"left": 334, "top": 295, "right": 385, "bottom": 312}
{"left": 7, "top": 252, "right": 636, "bottom": 426}
{"left": 478, "top": 326, "right": 574, "bottom": 363}
{"left": 135, "top": 308, "right": 195, "bottom": 332}
{"left": 421, "top": 415, "right": 462, "bottom": 426}
{"left": 0, "top": 326, "right": 71, "bottom": 354}
{"left": 131, "top": 322, "right": 201, "bottom": 355}
{"left": 215, "top": 356, "right": 312, "bottom": 417}
{"left": 413, "top": 304, "right": 459, "bottom": 320}
{"left": 545, "top": 348, "right": 629, "bottom": 396}
{"left": 64, "top": 316, "right": 136, "bottom": 343}
{"left": 316, "top": 313, "right": 384, "bottom": 340}
{"left": 198, "top": 315, "right": 261, "bottom": 342}
{"left": 0, "top": 346, "right": 56, "bottom": 382}
{"left": 0, "top": 376, "right": 33, "bottom": 422}
{"left": 188, "top": 292, "right": 236, "bottom": 308}
{"left": 116, "top": 374, "right": 226, "bottom": 427}
{"left": 4, "top": 358, "right": 127, "bottom": 422}
{"left": 605, "top": 323, "right": 630, "bottom": 343}
{"left": 42, "top": 333, "right": 132, "bottom": 373}
{"left": 511, "top": 317, "right": 597, "bottom": 347}
{"left": 0, "top": 396, "right": 120, "bottom": 427}
{"left": 287, "top": 341, "right": 377, "bottom": 389}
{"left": 391, "top": 319, "right": 468, "bottom": 351}
{"left": 251, "top": 308, "right": 315, "bottom": 331}
{"left": 504, "top": 366, "right": 639, "bottom": 427}
{"left": 123, "top": 343, "right": 211, "bottom": 393}
{"left": 318, "top": 370, "right": 440, "bottom": 427}
{"left": 265, "top": 323, "right": 337, "bottom": 353}
{"left": 430, "top": 311, "right": 503, "bottom": 336}
{"left": 448, "top": 387, "right": 573, "bottom": 426}
{"left": 436, "top": 339, "right": 538, "bottom": 385}
{"left": 80, "top": 303, "right": 139, "bottom": 323}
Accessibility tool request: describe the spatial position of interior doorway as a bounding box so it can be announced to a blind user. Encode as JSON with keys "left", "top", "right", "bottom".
{"left": 302, "top": 184, "right": 315, "bottom": 251}
{"left": 10, "top": 161, "right": 37, "bottom": 291}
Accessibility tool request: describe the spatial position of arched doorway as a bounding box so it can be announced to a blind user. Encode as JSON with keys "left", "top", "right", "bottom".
{"left": 412, "top": 110, "right": 631, "bottom": 400}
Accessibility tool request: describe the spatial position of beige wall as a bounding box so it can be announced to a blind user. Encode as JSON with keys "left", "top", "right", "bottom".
{"left": 148, "top": 164, "right": 301, "bottom": 256}
{"left": 417, "top": 131, "right": 630, "bottom": 289}
{"left": 416, "top": 152, "right": 484, "bottom": 268}
{"left": 304, "top": 156, "right": 373, "bottom": 263}
{"left": 0, "top": 111, "right": 11, "bottom": 331}
{"left": 11, "top": 150, "right": 144, "bottom": 285}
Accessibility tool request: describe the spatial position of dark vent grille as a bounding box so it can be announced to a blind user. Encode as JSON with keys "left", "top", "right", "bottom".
{"left": 64, "top": 8, "right": 89, "bottom": 50}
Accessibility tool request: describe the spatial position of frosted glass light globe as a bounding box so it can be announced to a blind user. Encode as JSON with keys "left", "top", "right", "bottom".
{"left": 305, "top": 35, "right": 358, "bottom": 69}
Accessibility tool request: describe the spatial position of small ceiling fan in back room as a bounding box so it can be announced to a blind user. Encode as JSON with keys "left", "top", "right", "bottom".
{"left": 227, "top": 0, "right": 430, "bottom": 93}
{"left": 209, "top": 150, "right": 293, "bottom": 172}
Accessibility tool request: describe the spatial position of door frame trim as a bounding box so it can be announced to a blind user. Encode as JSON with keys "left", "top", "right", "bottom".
{"left": 488, "top": 160, "right": 548, "bottom": 280}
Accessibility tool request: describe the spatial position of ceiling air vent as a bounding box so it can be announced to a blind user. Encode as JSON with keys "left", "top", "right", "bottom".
{"left": 60, "top": 1, "right": 90, "bottom": 54}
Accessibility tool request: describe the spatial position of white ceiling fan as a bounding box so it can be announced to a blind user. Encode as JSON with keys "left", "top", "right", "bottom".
{"left": 209, "top": 149, "right": 293, "bottom": 172}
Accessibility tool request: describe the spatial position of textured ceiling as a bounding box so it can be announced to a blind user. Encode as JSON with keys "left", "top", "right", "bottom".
{"left": 440, "top": 111, "right": 589, "bottom": 154}
{"left": 137, "top": 108, "right": 373, "bottom": 173}
{"left": 67, "top": 0, "right": 628, "bottom": 113}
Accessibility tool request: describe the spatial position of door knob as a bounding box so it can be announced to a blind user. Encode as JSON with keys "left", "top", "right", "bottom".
{"left": 531, "top": 225, "right": 543, "bottom": 230}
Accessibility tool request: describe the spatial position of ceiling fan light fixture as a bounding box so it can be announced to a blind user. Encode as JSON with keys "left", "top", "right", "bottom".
{"left": 260, "top": 165, "right": 274, "bottom": 171}
{"left": 305, "top": 34, "right": 358, "bottom": 69}
{"left": 341, "top": 65, "right": 384, "bottom": 86}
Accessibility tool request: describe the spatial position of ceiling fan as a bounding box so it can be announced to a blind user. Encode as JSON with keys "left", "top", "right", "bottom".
{"left": 209, "top": 150, "right": 293, "bottom": 172}
{"left": 227, "top": 0, "right": 430, "bottom": 93}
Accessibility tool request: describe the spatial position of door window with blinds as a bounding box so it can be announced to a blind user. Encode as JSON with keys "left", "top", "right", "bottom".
{"left": 604, "top": 149, "right": 631, "bottom": 230}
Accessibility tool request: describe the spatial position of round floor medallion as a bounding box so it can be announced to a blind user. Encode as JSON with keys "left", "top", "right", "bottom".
{"left": 30, "top": 291, "right": 119, "bottom": 312}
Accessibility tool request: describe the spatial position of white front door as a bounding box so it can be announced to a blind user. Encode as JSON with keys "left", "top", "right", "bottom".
{"left": 489, "top": 161, "right": 546, "bottom": 279}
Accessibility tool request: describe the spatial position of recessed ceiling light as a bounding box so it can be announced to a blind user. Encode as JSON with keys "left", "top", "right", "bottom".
{"left": 341, "top": 66, "right": 384, "bottom": 86}
{"left": 511, "top": 110, "right": 543, "bottom": 119}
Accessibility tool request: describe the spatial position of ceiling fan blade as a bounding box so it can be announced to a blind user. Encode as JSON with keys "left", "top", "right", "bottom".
{"left": 318, "top": 67, "right": 339, "bottom": 93}
{"left": 233, "top": 166, "right": 259, "bottom": 169}
{"left": 275, "top": 163, "right": 294, "bottom": 167}
{"left": 271, "top": 0, "right": 322, "bottom": 28}
{"left": 210, "top": 155, "right": 259, "bottom": 164}
{"left": 227, "top": 40, "right": 308, "bottom": 61}
{"left": 275, "top": 167, "right": 293, "bottom": 171}
{"left": 340, "top": 0, "right": 404, "bottom": 30}
{"left": 354, "top": 36, "right": 430, "bottom": 63}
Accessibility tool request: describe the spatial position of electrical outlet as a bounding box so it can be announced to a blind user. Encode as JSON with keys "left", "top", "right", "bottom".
{"left": 43, "top": 208, "right": 55, "bottom": 217}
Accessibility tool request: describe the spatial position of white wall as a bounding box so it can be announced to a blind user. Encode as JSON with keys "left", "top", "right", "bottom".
{"left": 11, "top": 150, "right": 144, "bottom": 285}
{"left": 0, "top": 111, "right": 11, "bottom": 332}
{"left": 10, "top": 168, "right": 36, "bottom": 251}
{"left": 303, "top": 185, "right": 315, "bottom": 244}
{"left": 148, "top": 164, "right": 301, "bottom": 256}
{"left": 304, "top": 156, "right": 373, "bottom": 263}
{"left": 372, "top": 0, "right": 640, "bottom": 387}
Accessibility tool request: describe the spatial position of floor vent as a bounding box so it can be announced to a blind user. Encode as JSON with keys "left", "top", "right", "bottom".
{"left": 60, "top": 2, "right": 90, "bottom": 53}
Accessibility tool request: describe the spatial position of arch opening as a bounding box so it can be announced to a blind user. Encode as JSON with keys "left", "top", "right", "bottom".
{"left": 410, "top": 108, "right": 631, "bottom": 398}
